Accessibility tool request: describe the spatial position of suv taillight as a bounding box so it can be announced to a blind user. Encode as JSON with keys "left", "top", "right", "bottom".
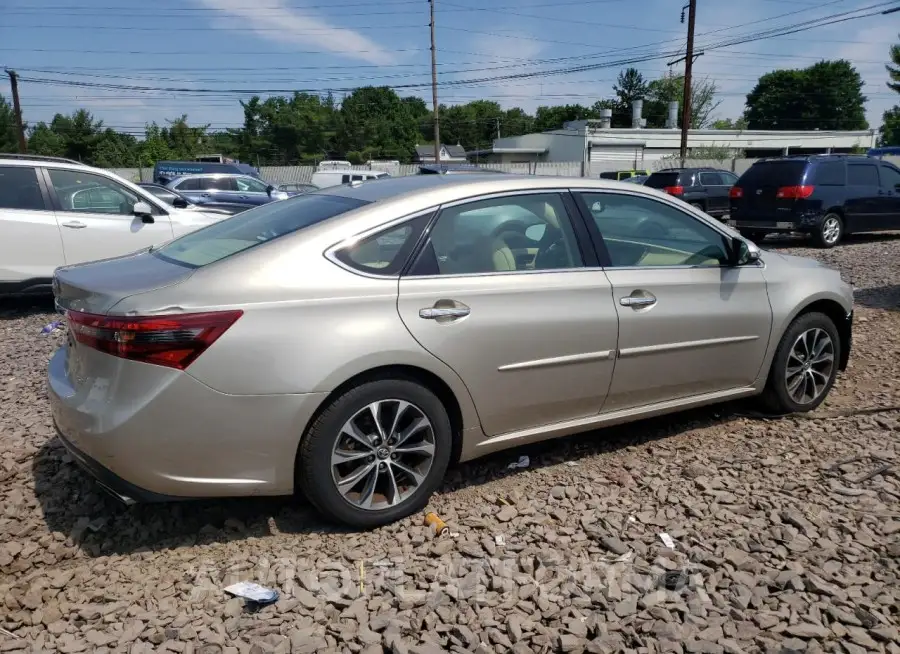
{"left": 67, "top": 309, "right": 243, "bottom": 370}
{"left": 776, "top": 185, "right": 815, "bottom": 199}
{"left": 663, "top": 185, "right": 684, "bottom": 195}
{"left": 729, "top": 187, "right": 743, "bottom": 199}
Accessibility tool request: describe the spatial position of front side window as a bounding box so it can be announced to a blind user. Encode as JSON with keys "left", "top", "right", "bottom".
{"left": 203, "top": 177, "right": 238, "bottom": 191}
{"left": 407, "top": 193, "right": 583, "bottom": 276}
{"left": 578, "top": 192, "right": 730, "bottom": 268}
{"left": 176, "top": 177, "right": 201, "bottom": 191}
{"left": 236, "top": 177, "right": 268, "bottom": 193}
{"left": 878, "top": 164, "right": 900, "bottom": 188}
{"left": 847, "top": 164, "right": 879, "bottom": 186}
{"left": 0, "top": 166, "right": 45, "bottom": 211}
{"left": 154, "top": 194, "right": 368, "bottom": 268}
{"left": 49, "top": 169, "right": 140, "bottom": 216}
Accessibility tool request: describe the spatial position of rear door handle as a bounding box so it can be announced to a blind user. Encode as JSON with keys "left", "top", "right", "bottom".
{"left": 419, "top": 307, "right": 470, "bottom": 320}
{"left": 61, "top": 221, "right": 86, "bottom": 229}
{"left": 620, "top": 295, "right": 657, "bottom": 308}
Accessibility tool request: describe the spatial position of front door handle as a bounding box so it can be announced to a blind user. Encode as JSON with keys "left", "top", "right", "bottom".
{"left": 620, "top": 294, "right": 657, "bottom": 308}
{"left": 419, "top": 306, "right": 470, "bottom": 320}
{"left": 61, "top": 221, "right": 86, "bottom": 229}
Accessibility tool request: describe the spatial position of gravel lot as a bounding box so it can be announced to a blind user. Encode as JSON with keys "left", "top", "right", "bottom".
{"left": 1, "top": 234, "right": 899, "bottom": 654}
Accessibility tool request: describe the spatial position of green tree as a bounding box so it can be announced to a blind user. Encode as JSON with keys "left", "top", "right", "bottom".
{"left": 610, "top": 67, "right": 649, "bottom": 127}
{"left": 887, "top": 33, "right": 900, "bottom": 94}
{"left": 0, "top": 95, "right": 19, "bottom": 152}
{"left": 879, "top": 106, "right": 900, "bottom": 146}
{"left": 644, "top": 73, "right": 721, "bottom": 128}
{"left": 533, "top": 104, "right": 598, "bottom": 131}
{"left": 712, "top": 117, "right": 749, "bottom": 130}
{"left": 744, "top": 60, "right": 867, "bottom": 130}
{"left": 337, "top": 87, "right": 423, "bottom": 162}
{"left": 27, "top": 122, "right": 65, "bottom": 156}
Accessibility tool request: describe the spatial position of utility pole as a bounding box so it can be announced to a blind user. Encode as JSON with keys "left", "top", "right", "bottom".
{"left": 429, "top": 0, "right": 440, "bottom": 164}
{"left": 5, "top": 69, "right": 27, "bottom": 153}
{"left": 679, "top": 0, "right": 696, "bottom": 166}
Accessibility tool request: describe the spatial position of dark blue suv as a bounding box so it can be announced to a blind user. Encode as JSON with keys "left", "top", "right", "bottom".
{"left": 729, "top": 155, "right": 900, "bottom": 248}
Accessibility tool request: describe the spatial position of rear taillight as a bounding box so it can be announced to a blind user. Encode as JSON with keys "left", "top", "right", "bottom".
{"left": 729, "top": 187, "right": 743, "bottom": 199}
{"left": 663, "top": 185, "right": 684, "bottom": 195}
{"left": 776, "top": 185, "right": 815, "bottom": 199}
{"left": 66, "top": 309, "right": 243, "bottom": 370}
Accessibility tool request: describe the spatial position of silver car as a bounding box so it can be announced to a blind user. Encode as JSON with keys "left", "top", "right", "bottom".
{"left": 48, "top": 175, "right": 854, "bottom": 528}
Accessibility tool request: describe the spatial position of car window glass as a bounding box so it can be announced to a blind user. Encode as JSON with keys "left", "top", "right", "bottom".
{"left": 879, "top": 164, "right": 900, "bottom": 188}
{"left": 720, "top": 172, "right": 738, "bottom": 185}
{"left": 847, "top": 164, "right": 879, "bottom": 186}
{"left": 408, "top": 193, "right": 583, "bottom": 276}
{"left": 579, "top": 192, "right": 730, "bottom": 268}
{"left": 335, "top": 216, "right": 430, "bottom": 276}
{"left": 208, "top": 177, "right": 237, "bottom": 191}
{"left": 0, "top": 166, "right": 45, "bottom": 211}
{"left": 49, "top": 169, "right": 139, "bottom": 216}
{"left": 699, "top": 172, "right": 724, "bottom": 185}
{"left": 812, "top": 161, "right": 845, "bottom": 185}
{"left": 236, "top": 177, "right": 268, "bottom": 192}
{"left": 155, "top": 194, "right": 369, "bottom": 267}
{"left": 177, "top": 178, "right": 201, "bottom": 191}
{"left": 341, "top": 174, "right": 351, "bottom": 184}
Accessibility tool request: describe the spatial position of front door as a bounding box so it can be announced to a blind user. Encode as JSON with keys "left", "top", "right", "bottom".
{"left": 845, "top": 162, "right": 882, "bottom": 232}
{"left": 46, "top": 168, "right": 175, "bottom": 265}
{"left": 698, "top": 171, "right": 730, "bottom": 215}
{"left": 574, "top": 190, "right": 772, "bottom": 412}
{"left": 876, "top": 162, "right": 900, "bottom": 230}
{"left": 397, "top": 192, "right": 619, "bottom": 437}
{"left": 234, "top": 176, "right": 273, "bottom": 205}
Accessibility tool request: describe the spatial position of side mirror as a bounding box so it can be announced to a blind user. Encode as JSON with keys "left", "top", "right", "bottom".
{"left": 133, "top": 201, "right": 155, "bottom": 223}
{"left": 172, "top": 197, "right": 189, "bottom": 209}
{"left": 730, "top": 236, "right": 760, "bottom": 266}
{"left": 266, "top": 184, "right": 275, "bottom": 196}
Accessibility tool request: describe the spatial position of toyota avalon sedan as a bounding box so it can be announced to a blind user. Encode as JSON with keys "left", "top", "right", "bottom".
{"left": 48, "top": 175, "right": 853, "bottom": 528}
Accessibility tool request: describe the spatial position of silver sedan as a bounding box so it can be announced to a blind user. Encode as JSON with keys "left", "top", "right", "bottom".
{"left": 48, "top": 174, "right": 854, "bottom": 527}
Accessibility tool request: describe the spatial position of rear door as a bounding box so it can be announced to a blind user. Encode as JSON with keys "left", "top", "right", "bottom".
{"left": 698, "top": 171, "right": 728, "bottom": 214}
{"left": 845, "top": 162, "right": 882, "bottom": 232}
{"left": 46, "top": 168, "right": 175, "bottom": 265}
{"left": 0, "top": 165, "right": 64, "bottom": 284}
{"left": 396, "top": 191, "right": 620, "bottom": 437}
{"left": 574, "top": 189, "right": 771, "bottom": 412}
{"left": 876, "top": 162, "right": 900, "bottom": 230}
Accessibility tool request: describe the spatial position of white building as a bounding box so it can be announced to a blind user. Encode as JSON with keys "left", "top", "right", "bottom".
{"left": 469, "top": 102, "right": 877, "bottom": 172}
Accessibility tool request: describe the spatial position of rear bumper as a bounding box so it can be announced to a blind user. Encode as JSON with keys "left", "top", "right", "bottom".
{"left": 730, "top": 209, "right": 826, "bottom": 233}
{"left": 47, "top": 345, "right": 327, "bottom": 500}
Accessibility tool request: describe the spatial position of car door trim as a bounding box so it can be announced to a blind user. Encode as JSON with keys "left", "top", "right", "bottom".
{"left": 498, "top": 349, "right": 615, "bottom": 372}
{"left": 617, "top": 334, "right": 760, "bottom": 358}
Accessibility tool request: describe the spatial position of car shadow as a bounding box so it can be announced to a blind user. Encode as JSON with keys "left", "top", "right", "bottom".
{"left": 0, "top": 295, "right": 56, "bottom": 320}
{"left": 32, "top": 401, "right": 748, "bottom": 557}
{"left": 854, "top": 284, "right": 900, "bottom": 311}
{"left": 763, "top": 232, "right": 900, "bottom": 249}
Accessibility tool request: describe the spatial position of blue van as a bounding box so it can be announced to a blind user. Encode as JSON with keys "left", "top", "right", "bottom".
{"left": 153, "top": 160, "right": 260, "bottom": 184}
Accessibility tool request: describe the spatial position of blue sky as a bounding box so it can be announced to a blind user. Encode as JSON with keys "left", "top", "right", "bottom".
{"left": 1, "top": 0, "right": 897, "bottom": 138}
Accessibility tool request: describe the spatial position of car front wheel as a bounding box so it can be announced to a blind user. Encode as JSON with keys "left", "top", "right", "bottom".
{"left": 298, "top": 378, "right": 452, "bottom": 528}
{"left": 760, "top": 311, "right": 840, "bottom": 414}
{"left": 739, "top": 229, "right": 768, "bottom": 243}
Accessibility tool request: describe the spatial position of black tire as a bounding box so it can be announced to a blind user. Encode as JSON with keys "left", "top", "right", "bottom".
{"left": 739, "top": 229, "right": 768, "bottom": 243}
{"left": 811, "top": 212, "right": 843, "bottom": 248}
{"left": 689, "top": 202, "right": 705, "bottom": 212}
{"left": 298, "top": 378, "right": 452, "bottom": 529}
{"left": 759, "top": 311, "right": 841, "bottom": 415}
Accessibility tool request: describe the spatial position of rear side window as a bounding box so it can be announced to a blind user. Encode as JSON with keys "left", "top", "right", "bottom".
{"left": 737, "top": 161, "right": 806, "bottom": 187}
{"left": 154, "top": 194, "right": 368, "bottom": 268}
{"left": 698, "top": 172, "right": 724, "bottom": 185}
{"left": 334, "top": 214, "right": 431, "bottom": 276}
{"left": 847, "top": 164, "right": 879, "bottom": 186}
{"left": 645, "top": 172, "right": 682, "bottom": 189}
{"left": 811, "top": 162, "right": 845, "bottom": 186}
{"left": 177, "top": 178, "right": 201, "bottom": 191}
{"left": 0, "top": 166, "right": 45, "bottom": 211}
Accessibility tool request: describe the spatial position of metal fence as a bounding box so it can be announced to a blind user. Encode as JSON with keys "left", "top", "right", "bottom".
{"left": 108, "top": 156, "right": 900, "bottom": 184}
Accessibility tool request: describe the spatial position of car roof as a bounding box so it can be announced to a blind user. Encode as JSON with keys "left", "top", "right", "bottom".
{"left": 170, "top": 172, "right": 256, "bottom": 179}
{"left": 757, "top": 154, "right": 875, "bottom": 164}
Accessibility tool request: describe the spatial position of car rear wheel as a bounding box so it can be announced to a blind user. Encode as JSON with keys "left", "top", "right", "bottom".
{"left": 812, "top": 213, "right": 843, "bottom": 248}
{"left": 759, "top": 311, "right": 840, "bottom": 414}
{"left": 298, "top": 379, "right": 452, "bottom": 528}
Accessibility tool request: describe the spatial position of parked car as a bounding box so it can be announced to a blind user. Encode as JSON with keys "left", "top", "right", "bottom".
{"left": 729, "top": 154, "right": 900, "bottom": 248}
{"left": 417, "top": 163, "right": 502, "bottom": 175}
{"left": 0, "top": 154, "right": 229, "bottom": 295}
{"left": 644, "top": 167, "right": 738, "bottom": 220}
{"left": 310, "top": 169, "right": 390, "bottom": 189}
{"left": 277, "top": 182, "right": 318, "bottom": 195}
{"left": 153, "top": 160, "right": 260, "bottom": 184}
{"left": 165, "top": 173, "right": 288, "bottom": 207}
{"left": 621, "top": 174, "right": 648, "bottom": 185}
{"left": 137, "top": 182, "right": 249, "bottom": 216}
{"left": 49, "top": 174, "right": 853, "bottom": 528}
{"left": 598, "top": 169, "right": 650, "bottom": 181}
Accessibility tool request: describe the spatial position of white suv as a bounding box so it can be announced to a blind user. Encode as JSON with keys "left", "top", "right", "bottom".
{"left": 0, "top": 155, "right": 231, "bottom": 295}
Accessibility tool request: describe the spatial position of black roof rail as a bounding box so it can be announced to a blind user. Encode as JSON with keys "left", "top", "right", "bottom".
{"left": 0, "top": 153, "right": 82, "bottom": 165}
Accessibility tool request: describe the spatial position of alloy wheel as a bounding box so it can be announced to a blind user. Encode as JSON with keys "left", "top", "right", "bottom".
{"left": 784, "top": 328, "right": 835, "bottom": 405}
{"left": 821, "top": 216, "right": 841, "bottom": 245}
{"left": 330, "top": 399, "right": 435, "bottom": 511}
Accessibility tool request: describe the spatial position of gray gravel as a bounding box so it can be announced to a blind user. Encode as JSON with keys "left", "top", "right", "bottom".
{"left": 1, "top": 234, "right": 899, "bottom": 653}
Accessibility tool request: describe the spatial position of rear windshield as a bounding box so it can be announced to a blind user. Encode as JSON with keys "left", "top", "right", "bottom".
{"left": 737, "top": 161, "right": 806, "bottom": 187}
{"left": 644, "top": 172, "right": 681, "bottom": 189}
{"left": 154, "top": 194, "right": 368, "bottom": 268}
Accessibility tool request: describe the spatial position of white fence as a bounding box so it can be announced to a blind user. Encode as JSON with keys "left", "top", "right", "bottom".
{"left": 108, "top": 156, "right": 900, "bottom": 184}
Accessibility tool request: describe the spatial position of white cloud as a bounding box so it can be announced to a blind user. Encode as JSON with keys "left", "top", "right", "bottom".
{"left": 196, "top": 0, "right": 398, "bottom": 66}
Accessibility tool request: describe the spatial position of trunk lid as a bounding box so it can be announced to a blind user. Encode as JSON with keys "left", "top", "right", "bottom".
{"left": 54, "top": 250, "right": 195, "bottom": 315}
{"left": 734, "top": 160, "right": 807, "bottom": 214}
